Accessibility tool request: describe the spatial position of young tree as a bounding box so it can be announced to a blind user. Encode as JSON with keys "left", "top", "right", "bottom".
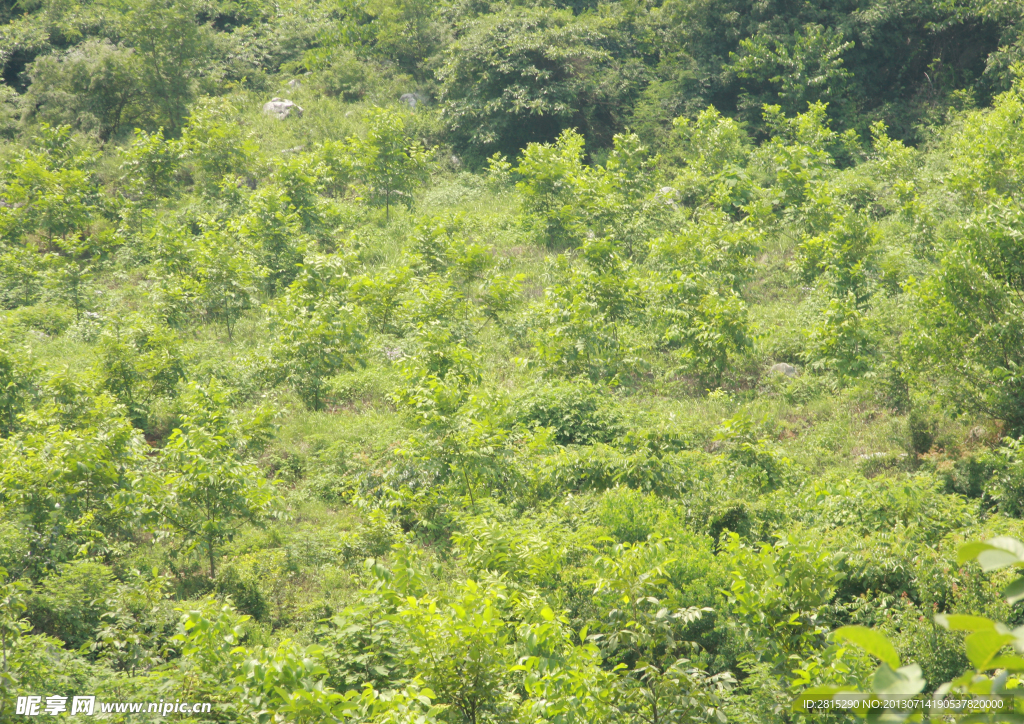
{"left": 0, "top": 344, "right": 36, "bottom": 437}
{"left": 731, "top": 24, "right": 853, "bottom": 120}
{"left": 351, "top": 107, "right": 427, "bottom": 221}
{"left": 515, "top": 129, "right": 590, "bottom": 248}
{"left": 2, "top": 124, "right": 100, "bottom": 246}
{"left": 153, "top": 224, "right": 265, "bottom": 339}
{"left": 269, "top": 292, "right": 366, "bottom": 411}
{"left": 0, "top": 391, "right": 147, "bottom": 574}
{"left": 591, "top": 539, "right": 733, "bottom": 724}
{"left": 44, "top": 233, "right": 98, "bottom": 320}
{"left": 906, "top": 86, "right": 1024, "bottom": 433}
{"left": 365, "top": 0, "right": 440, "bottom": 79}
{"left": 118, "top": 127, "right": 179, "bottom": 200}
{"left": 395, "top": 577, "right": 516, "bottom": 724}
{"left": 95, "top": 317, "right": 186, "bottom": 427}
{"left": 157, "top": 383, "right": 278, "bottom": 578}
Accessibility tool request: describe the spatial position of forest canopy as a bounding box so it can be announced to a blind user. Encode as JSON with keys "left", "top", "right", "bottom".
{"left": 2, "top": 0, "right": 1024, "bottom": 722}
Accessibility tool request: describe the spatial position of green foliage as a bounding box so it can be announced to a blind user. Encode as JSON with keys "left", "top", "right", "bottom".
{"left": 514, "top": 381, "right": 623, "bottom": 446}
{"left": 156, "top": 383, "right": 279, "bottom": 577}
{"left": 0, "top": 124, "right": 100, "bottom": 245}
{"left": 3, "top": 4, "right": 1024, "bottom": 721}
{"left": 176, "top": 99, "right": 260, "bottom": 193}
{"left": 515, "top": 129, "right": 589, "bottom": 248}
{"left": 118, "top": 127, "right": 179, "bottom": 199}
{"left": 268, "top": 286, "right": 366, "bottom": 411}
{"left": 0, "top": 343, "right": 36, "bottom": 437}
{"left": 152, "top": 221, "right": 265, "bottom": 338}
{"left": 95, "top": 316, "right": 186, "bottom": 425}
{"left": 436, "top": 7, "right": 625, "bottom": 159}
{"left": 648, "top": 218, "right": 755, "bottom": 388}
{"left": 906, "top": 174, "right": 1024, "bottom": 430}
{"left": 350, "top": 107, "right": 428, "bottom": 220}
{"left": 394, "top": 577, "right": 516, "bottom": 723}
{"left": 722, "top": 531, "right": 842, "bottom": 671}
{"left": 23, "top": 40, "right": 141, "bottom": 140}
{"left": 670, "top": 107, "right": 752, "bottom": 211}
{"left": 26, "top": 560, "right": 115, "bottom": 649}
{"left": 596, "top": 487, "right": 664, "bottom": 543}
{"left": 590, "top": 537, "right": 733, "bottom": 723}
{"left": 802, "top": 292, "right": 875, "bottom": 380}
{"left": 364, "top": 0, "right": 440, "bottom": 79}
{"left": 0, "top": 568, "right": 30, "bottom": 718}
{"left": 118, "top": 0, "right": 212, "bottom": 135}
{"left": 0, "top": 390, "right": 147, "bottom": 574}
{"left": 731, "top": 24, "right": 853, "bottom": 120}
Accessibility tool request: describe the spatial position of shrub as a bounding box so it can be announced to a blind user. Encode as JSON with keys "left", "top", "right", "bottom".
{"left": 596, "top": 487, "right": 664, "bottom": 543}
{"left": 27, "top": 561, "right": 116, "bottom": 649}
{"left": 514, "top": 381, "right": 623, "bottom": 446}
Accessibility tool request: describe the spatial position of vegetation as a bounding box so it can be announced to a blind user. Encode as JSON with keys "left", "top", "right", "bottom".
{"left": 2, "top": 0, "right": 1024, "bottom": 722}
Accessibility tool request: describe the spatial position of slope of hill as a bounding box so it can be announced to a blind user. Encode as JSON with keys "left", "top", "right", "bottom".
{"left": 2, "top": 0, "right": 1024, "bottom": 722}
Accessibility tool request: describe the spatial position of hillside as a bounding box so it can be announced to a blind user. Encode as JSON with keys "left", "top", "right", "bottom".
{"left": 2, "top": 0, "right": 1024, "bottom": 722}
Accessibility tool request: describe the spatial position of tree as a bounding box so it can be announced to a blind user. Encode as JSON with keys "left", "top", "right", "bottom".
{"left": 1, "top": 124, "right": 100, "bottom": 246}
{"left": 176, "top": 99, "right": 260, "bottom": 195}
{"left": 152, "top": 224, "right": 265, "bottom": 339}
{"left": 0, "top": 391, "right": 147, "bottom": 574}
{"left": 436, "top": 6, "right": 640, "bottom": 159}
{"left": 157, "top": 383, "right": 278, "bottom": 578}
{"left": 23, "top": 39, "right": 142, "bottom": 140}
{"left": 120, "top": 0, "right": 211, "bottom": 136}
{"left": 515, "top": 129, "right": 589, "bottom": 248}
{"left": 269, "top": 291, "right": 366, "bottom": 412}
{"left": 905, "top": 201, "right": 1024, "bottom": 433}
{"left": 0, "top": 569, "right": 29, "bottom": 720}
{"left": 0, "top": 344, "right": 36, "bottom": 437}
{"left": 395, "top": 577, "right": 516, "bottom": 724}
{"left": 906, "top": 85, "right": 1024, "bottom": 432}
{"left": 730, "top": 24, "right": 853, "bottom": 121}
{"left": 591, "top": 539, "right": 733, "bottom": 724}
{"left": 515, "top": 130, "right": 662, "bottom": 255}
{"left": 350, "top": 107, "right": 427, "bottom": 221}
{"left": 365, "top": 0, "right": 440, "bottom": 80}
{"left": 95, "top": 316, "right": 186, "bottom": 427}
{"left": 118, "top": 127, "right": 179, "bottom": 200}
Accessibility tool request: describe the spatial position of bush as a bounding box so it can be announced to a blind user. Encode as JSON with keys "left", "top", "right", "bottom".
{"left": 3, "top": 304, "right": 75, "bottom": 336}
{"left": 514, "top": 381, "right": 623, "bottom": 446}
{"left": 27, "top": 561, "right": 116, "bottom": 649}
{"left": 597, "top": 487, "right": 664, "bottom": 543}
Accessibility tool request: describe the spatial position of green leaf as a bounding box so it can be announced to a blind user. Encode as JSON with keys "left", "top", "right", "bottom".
{"left": 987, "top": 654, "right": 1024, "bottom": 671}
{"left": 872, "top": 663, "right": 925, "bottom": 697}
{"left": 934, "top": 614, "right": 998, "bottom": 632}
{"left": 958, "top": 537, "right": 1024, "bottom": 571}
{"left": 792, "top": 686, "right": 840, "bottom": 711}
{"left": 957, "top": 541, "right": 998, "bottom": 565}
{"left": 834, "top": 625, "right": 901, "bottom": 669}
{"left": 1003, "top": 575, "right": 1024, "bottom": 604}
{"left": 965, "top": 630, "right": 1015, "bottom": 669}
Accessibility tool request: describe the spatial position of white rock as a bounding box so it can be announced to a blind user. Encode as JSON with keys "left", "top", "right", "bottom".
{"left": 262, "top": 98, "right": 303, "bottom": 120}
{"left": 768, "top": 362, "right": 798, "bottom": 377}
{"left": 400, "top": 92, "right": 424, "bottom": 110}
